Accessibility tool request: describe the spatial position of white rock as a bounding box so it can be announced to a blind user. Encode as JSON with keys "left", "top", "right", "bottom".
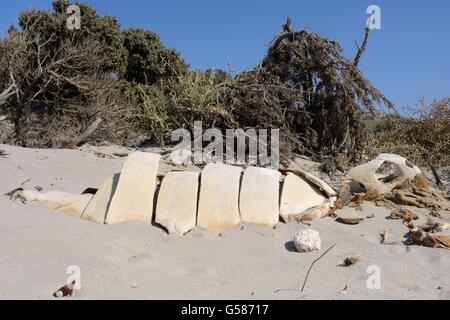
{"left": 293, "top": 229, "right": 321, "bottom": 252}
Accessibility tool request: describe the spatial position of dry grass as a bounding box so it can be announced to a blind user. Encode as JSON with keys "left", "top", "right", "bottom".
{"left": 368, "top": 98, "right": 450, "bottom": 167}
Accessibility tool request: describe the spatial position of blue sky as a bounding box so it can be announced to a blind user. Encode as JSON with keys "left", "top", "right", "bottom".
{"left": 1, "top": 0, "right": 449, "bottom": 109}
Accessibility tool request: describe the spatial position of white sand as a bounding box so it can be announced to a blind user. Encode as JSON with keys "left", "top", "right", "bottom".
{"left": 0, "top": 144, "right": 449, "bottom": 300}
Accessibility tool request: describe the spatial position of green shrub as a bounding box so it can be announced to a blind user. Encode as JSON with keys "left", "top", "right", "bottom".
{"left": 139, "top": 70, "right": 232, "bottom": 144}
{"left": 0, "top": 0, "right": 188, "bottom": 147}
{"left": 19, "top": 0, "right": 128, "bottom": 73}
{"left": 123, "top": 28, "right": 188, "bottom": 85}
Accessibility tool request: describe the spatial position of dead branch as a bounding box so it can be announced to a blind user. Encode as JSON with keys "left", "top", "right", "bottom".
{"left": 282, "top": 16, "right": 293, "bottom": 33}
{"left": 354, "top": 27, "right": 371, "bottom": 67}
{"left": 224, "top": 24, "right": 393, "bottom": 166}
{"left": 275, "top": 243, "right": 337, "bottom": 294}
{"left": 0, "top": 85, "right": 16, "bottom": 105}
{"left": 66, "top": 117, "right": 103, "bottom": 148}
{"left": 430, "top": 165, "right": 443, "bottom": 187}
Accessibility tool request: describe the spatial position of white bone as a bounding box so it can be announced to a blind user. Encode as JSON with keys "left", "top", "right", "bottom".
{"left": 348, "top": 153, "right": 421, "bottom": 195}
{"left": 106, "top": 151, "right": 160, "bottom": 224}
{"left": 81, "top": 173, "right": 120, "bottom": 224}
{"left": 239, "top": 166, "right": 281, "bottom": 228}
{"left": 197, "top": 164, "right": 241, "bottom": 231}
{"left": 155, "top": 171, "right": 199, "bottom": 235}
{"left": 286, "top": 167, "right": 337, "bottom": 197}
{"left": 22, "top": 190, "right": 93, "bottom": 218}
{"left": 280, "top": 173, "right": 327, "bottom": 223}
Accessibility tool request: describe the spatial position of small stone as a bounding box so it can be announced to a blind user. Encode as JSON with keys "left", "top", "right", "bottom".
{"left": 293, "top": 229, "right": 321, "bottom": 252}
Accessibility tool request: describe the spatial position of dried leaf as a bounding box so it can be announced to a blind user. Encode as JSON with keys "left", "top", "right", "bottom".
{"left": 422, "top": 235, "right": 440, "bottom": 248}
{"left": 338, "top": 257, "right": 360, "bottom": 267}
{"left": 406, "top": 222, "right": 416, "bottom": 230}
{"left": 410, "top": 230, "right": 424, "bottom": 246}
{"left": 82, "top": 188, "right": 98, "bottom": 195}
{"left": 410, "top": 230, "right": 448, "bottom": 249}
{"left": 3, "top": 187, "right": 26, "bottom": 203}
{"left": 334, "top": 184, "right": 352, "bottom": 210}
{"left": 435, "top": 236, "right": 450, "bottom": 248}
{"left": 387, "top": 209, "right": 418, "bottom": 223}
{"left": 412, "top": 174, "right": 430, "bottom": 189}
{"left": 295, "top": 214, "right": 314, "bottom": 226}
{"left": 53, "top": 280, "right": 76, "bottom": 298}
{"left": 350, "top": 194, "right": 365, "bottom": 211}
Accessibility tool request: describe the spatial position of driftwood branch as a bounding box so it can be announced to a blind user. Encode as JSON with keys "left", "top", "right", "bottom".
{"left": 300, "top": 243, "right": 337, "bottom": 292}
{"left": 67, "top": 117, "right": 103, "bottom": 148}
{"left": 354, "top": 28, "right": 371, "bottom": 67}
{"left": 0, "top": 85, "right": 16, "bottom": 105}
{"left": 274, "top": 243, "right": 337, "bottom": 295}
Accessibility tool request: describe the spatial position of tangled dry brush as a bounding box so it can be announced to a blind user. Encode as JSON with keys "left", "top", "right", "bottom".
{"left": 1, "top": 2, "right": 447, "bottom": 167}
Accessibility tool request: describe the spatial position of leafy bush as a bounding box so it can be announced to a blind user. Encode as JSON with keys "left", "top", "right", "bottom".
{"left": 123, "top": 28, "right": 187, "bottom": 85}
{"left": 19, "top": 0, "right": 128, "bottom": 73}
{"left": 0, "top": 0, "right": 186, "bottom": 147}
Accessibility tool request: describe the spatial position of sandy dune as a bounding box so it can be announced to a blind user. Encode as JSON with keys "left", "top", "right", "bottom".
{"left": 0, "top": 144, "right": 449, "bottom": 300}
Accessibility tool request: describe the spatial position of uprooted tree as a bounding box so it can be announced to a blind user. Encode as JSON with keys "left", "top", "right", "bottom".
{"left": 221, "top": 28, "right": 393, "bottom": 166}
